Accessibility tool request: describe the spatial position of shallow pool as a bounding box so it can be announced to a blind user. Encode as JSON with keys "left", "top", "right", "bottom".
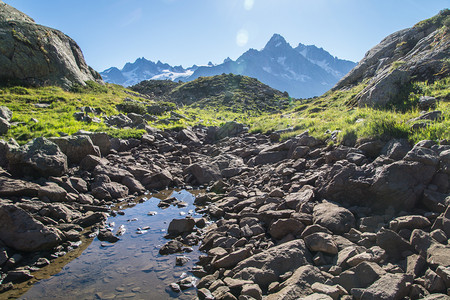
{"left": 20, "top": 190, "right": 203, "bottom": 300}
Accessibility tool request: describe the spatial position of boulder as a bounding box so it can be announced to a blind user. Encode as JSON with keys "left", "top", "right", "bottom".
{"left": 0, "top": 1, "right": 102, "bottom": 89}
{"left": 91, "top": 182, "right": 128, "bottom": 200}
{"left": 266, "top": 265, "right": 326, "bottom": 300}
{"left": 80, "top": 154, "right": 107, "bottom": 172}
{"left": 93, "top": 165, "right": 134, "bottom": 182}
{"left": 0, "top": 106, "right": 12, "bottom": 121}
{"left": 50, "top": 135, "right": 100, "bottom": 164}
{"left": 177, "top": 128, "right": 201, "bottom": 145}
{"left": 74, "top": 131, "right": 111, "bottom": 156}
{"left": 142, "top": 170, "right": 173, "bottom": 190}
{"left": 376, "top": 228, "right": 413, "bottom": 260}
{"left": 38, "top": 183, "right": 67, "bottom": 202}
{"left": 389, "top": 215, "right": 431, "bottom": 232}
{"left": 304, "top": 232, "right": 338, "bottom": 255}
{"left": 0, "top": 204, "right": 63, "bottom": 252}
{"left": 360, "top": 273, "right": 413, "bottom": 300}
{"left": 213, "top": 248, "right": 251, "bottom": 269}
{"left": 7, "top": 137, "right": 68, "bottom": 177}
{"left": 184, "top": 162, "right": 221, "bottom": 185}
{"left": 159, "top": 240, "right": 183, "bottom": 255}
{"left": 269, "top": 218, "right": 305, "bottom": 240}
{"left": 0, "top": 116, "right": 10, "bottom": 135}
{"left": 418, "top": 96, "right": 437, "bottom": 110}
{"left": 216, "top": 121, "right": 246, "bottom": 140}
{"left": 232, "top": 239, "right": 312, "bottom": 289}
{"left": 167, "top": 218, "right": 196, "bottom": 235}
{"left": 333, "top": 262, "right": 385, "bottom": 292}
{"left": 121, "top": 176, "right": 145, "bottom": 194}
{"left": 370, "top": 161, "right": 436, "bottom": 211}
{"left": 0, "top": 177, "right": 41, "bottom": 197}
{"left": 313, "top": 201, "right": 355, "bottom": 234}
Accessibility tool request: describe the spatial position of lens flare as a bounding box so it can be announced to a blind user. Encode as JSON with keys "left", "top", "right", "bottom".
{"left": 236, "top": 29, "right": 249, "bottom": 47}
{"left": 244, "top": 0, "right": 254, "bottom": 11}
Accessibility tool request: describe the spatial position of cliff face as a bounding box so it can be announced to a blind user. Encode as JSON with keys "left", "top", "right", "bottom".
{"left": 0, "top": 1, "right": 103, "bottom": 89}
{"left": 334, "top": 9, "right": 450, "bottom": 107}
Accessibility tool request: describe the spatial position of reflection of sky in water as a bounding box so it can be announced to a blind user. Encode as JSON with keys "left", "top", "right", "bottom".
{"left": 21, "top": 190, "right": 202, "bottom": 300}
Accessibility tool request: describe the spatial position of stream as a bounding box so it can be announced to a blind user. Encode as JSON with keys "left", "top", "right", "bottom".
{"left": 20, "top": 190, "right": 204, "bottom": 300}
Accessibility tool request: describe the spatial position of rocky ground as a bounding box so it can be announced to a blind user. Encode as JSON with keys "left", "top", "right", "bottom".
{"left": 0, "top": 120, "right": 449, "bottom": 300}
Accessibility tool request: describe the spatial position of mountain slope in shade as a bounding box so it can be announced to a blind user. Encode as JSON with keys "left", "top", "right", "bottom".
{"left": 101, "top": 34, "right": 356, "bottom": 98}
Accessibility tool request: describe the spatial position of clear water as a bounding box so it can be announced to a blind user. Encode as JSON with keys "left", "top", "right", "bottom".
{"left": 20, "top": 190, "right": 203, "bottom": 300}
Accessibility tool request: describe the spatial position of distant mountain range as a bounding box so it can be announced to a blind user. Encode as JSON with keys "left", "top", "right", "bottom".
{"left": 101, "top": 34, "right": 356, "bottom": 98}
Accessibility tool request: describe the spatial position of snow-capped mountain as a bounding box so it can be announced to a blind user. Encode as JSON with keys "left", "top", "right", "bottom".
{"left": 101, "top": 58, "right": 198, "bottom": 87}
{"left": 100, "top": 34, "right": 356, "bottom": 98}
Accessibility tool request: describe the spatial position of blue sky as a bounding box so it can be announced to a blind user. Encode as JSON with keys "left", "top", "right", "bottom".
{"left": 3, "top": 0, "right": 448, "bottom": 71}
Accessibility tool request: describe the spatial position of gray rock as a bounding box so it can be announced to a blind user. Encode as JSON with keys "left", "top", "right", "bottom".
{"left": 370, "top": 161, "right": 436, "bottom": 211}
{"left": 74, "top": 211, "right": 107, "bottom": 228}
{"left": 376, "top": 228, "right": 412, "bottom": 260}
{"left": 184, "top": 162, "right": 221, "bottom": 185}
{"left": 424, "top": 268, "right": 446, "bottom": 293}
{"left": 0, "top": 177, "right": 41, "bottom": 197}
{"left": 168, "top": 218, "right": 195, "bottom": 235}
{"left": 159, "top": 240, "right": 183, "bottom": 255}
{"left": 0, "top": 204, "right": 63, "bottom": 252}
{"left": 177, "top": 128, "right": 201, "bottom": 145}
{"left": 313, "top": 201, "right": 355, "bottom": 234}
{"left": 121, "top": 176, "right": 145, "bottom": 194}
{"left": 50, "top": 135, "right": 100, "bottom": 164}
{"left": 381, "top": 139, "right": 411, "bottom": 160}
{"left": 304, "top": 232, "right": 338, "bottom": 255}
{"left": 333, "top": 261, "right": 385, "bottom": 292}
{"left": 360, "top": 273, "right": 413, "bottom": 300}
{"left": 269, "top": 218, "right": 305, "bottom": 240}
{"left": 389, "top": 215, "right": 431, "bottom": 232}
{"left": 418, "top": 96, "right": 437, "bottom": 110}
{"left": 142, "top": 170, "right": 173, "bottom": 190}
{"left": 38, "top": 183, "right": 67, "bottom": 202}
{"left": 265, "top": 265, "right": 326, "bottom": 300}
{"left": 98, "top": 231, "right": 120, "bottom": 243}
{"left": 0, "top": 117, "right": 10, "bottom": 135}
{"left": 213, "top": 248, "right": 250, "bottom": 269}
{"left": 232, "top": 239, "right": 312, "bottom": 289}
{"left": 7, "top": 137, "right": 68, "bottom": 177}
{"left": 0, "top": 2, "right": 102, "bottom": 89}
{"left": 0, "top": 106, "right": 12, "bottom": 121}
{"left": 93, "top": 165, "right": 134, "bottom": 182}
{"left": 216, "top": 121, "right": 246, "bottom": 140}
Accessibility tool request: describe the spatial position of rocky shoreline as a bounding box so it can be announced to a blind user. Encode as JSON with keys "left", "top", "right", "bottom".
{"left": 0, "top": 120, "right": 449, "bottom": 299}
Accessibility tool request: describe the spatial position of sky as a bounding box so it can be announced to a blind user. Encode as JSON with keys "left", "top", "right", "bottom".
{"left": 3, "top": 0, "right": 449, "bottom": 72}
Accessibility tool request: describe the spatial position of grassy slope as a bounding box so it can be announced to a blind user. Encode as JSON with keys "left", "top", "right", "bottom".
{"left": 0, "top": 78, "right": 449, "bottom": 146}
{"left": 0, "top": 82, "right": 149, "bottom": 143}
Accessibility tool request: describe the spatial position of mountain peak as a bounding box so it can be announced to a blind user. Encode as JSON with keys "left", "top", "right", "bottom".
{"left": 264, "top": 34, "right": 289, "bottom": 50}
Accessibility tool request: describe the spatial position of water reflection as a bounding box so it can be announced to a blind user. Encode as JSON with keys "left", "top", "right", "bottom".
{"left": 21, "top": 190, "right": 202, "bottom": 300}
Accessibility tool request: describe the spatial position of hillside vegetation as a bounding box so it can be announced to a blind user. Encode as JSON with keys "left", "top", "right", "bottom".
{"left": 1, "top": 75, "right": 448, "bottom": 146}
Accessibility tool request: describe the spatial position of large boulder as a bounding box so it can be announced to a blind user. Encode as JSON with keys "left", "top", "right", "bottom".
{"left": 0, "top": 204, "right": 63, "bottom": 252}
{"left": 232, "top": 239, "right": 312, "bottom": 289}
{"left": 74, "top": 131, "right": 111, "bottom": 156}
{"left": 0, "top": 1, "right": 103, "bottom": 89}
{"left": 370, "top": 160, "right": 436, "bottom": 211}
{"left": 184, "top": 162, "right": 221, "bottom": 185}
{"left": 0, "top": 177, "right": 41, "bottom": 197}
{"left": 216, "top": 121, "right": 246, "bottom": 140}
{"left": 266, "top": 265, "right": 326, "bottom": 300}
{"left": 313, "top": 201, "right": 355, "bottom": 234}
{"left": 6, "top": 137, "right": 68, "bottom": 177}
{"left": 0, "top": 106, "right": 11, "bottom": 135}
{"left": 50, "top": 135, "right": 100, "bottom": 164}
